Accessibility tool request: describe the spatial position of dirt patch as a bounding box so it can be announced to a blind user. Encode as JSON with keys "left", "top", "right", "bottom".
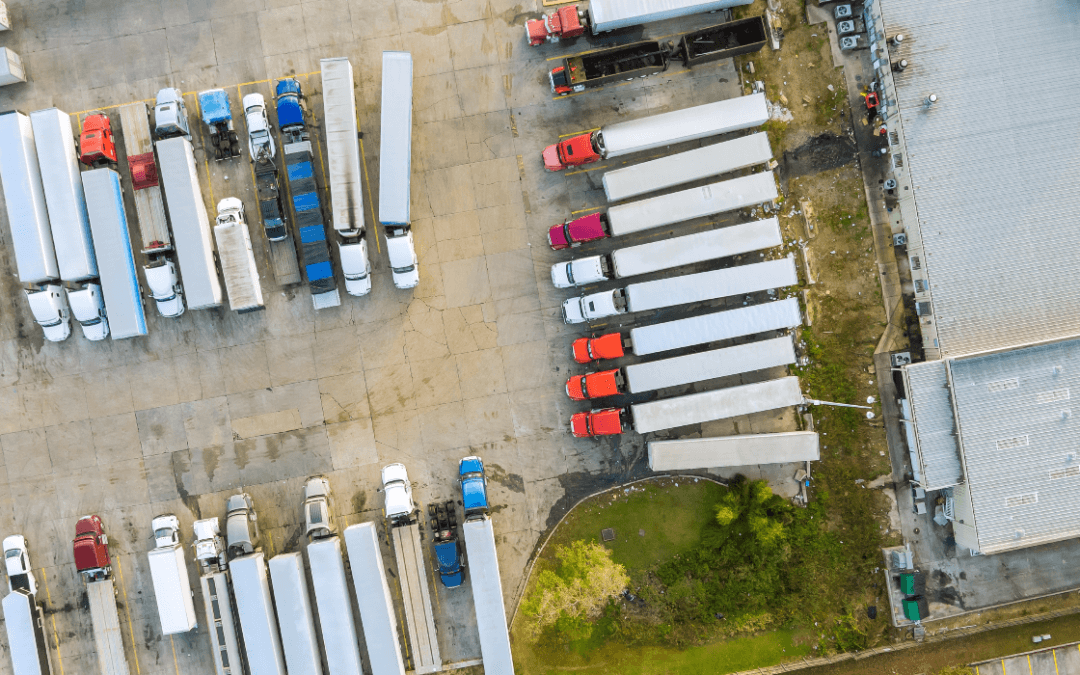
{"left": 782, "top": 132, "right": 858, "bottom": 180}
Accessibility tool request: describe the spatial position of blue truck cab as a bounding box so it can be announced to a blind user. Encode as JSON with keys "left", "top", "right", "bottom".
{"left": 430, "top": 500, "right": 464, "bottom": 589}
{"left": 274, "top": 79, "right": 306, "bottom": 139}
{"left": 459, "top": 456, "right": 489, "bottom": 517}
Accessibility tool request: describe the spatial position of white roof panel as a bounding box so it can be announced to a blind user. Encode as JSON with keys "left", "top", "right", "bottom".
{"left": 626, "top": 256, "right": 796, "bottom": 313}
{"left": 379, "top": 52, "right": 413, "bottom": 226}
{"left": 648, "top": 431, "right": 820, "bottom": 470}
{"left": 625, "top": 335, "right": 795, "bottom": 393}
{"left": 631, "top": 376, "right": 804, "bottom": 434}
{"left": 904, "top": 360, "right": 964, "bottom": 490}
{"left": 629, "top": 297, "right": 802, "bottom": 356}
{"left": 589, "top": 0, "right": 753, "bottom": 31}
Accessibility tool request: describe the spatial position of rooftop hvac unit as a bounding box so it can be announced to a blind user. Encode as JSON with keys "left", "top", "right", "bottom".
{"left": 892, "top": 233, "right": 906, "bottom": 246}
{"left": 840, "top": 36, "right": 862, "bottom": 50}
{"left": 835, "top": 4, "right": 853, "bottom": 19}
{"left": 891, "top": 352, "right": 912, "bottom": 367}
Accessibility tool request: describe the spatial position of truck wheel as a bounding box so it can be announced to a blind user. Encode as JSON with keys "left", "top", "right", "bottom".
{"left": 229, "top": 131, "right": 239, "bottom": 144}
{"left": 427, "top": 503, "right": 436, "bottom": 517}
{"left": 211, "top": 134, "right": 220, "bottom": 147}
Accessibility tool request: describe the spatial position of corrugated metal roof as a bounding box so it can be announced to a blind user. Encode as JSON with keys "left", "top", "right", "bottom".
{"left": 904, "top": 360, "right": 963, "bottom": 489}
{"left": 948, "top": 339, "right": 1080, "bottom": 554}
{"left": 877, "top": 0, "right": 1080, "bottom": 356}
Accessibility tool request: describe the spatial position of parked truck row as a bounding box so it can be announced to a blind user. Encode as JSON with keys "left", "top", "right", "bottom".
{"left": 527, "top": 0, "right": 754, "bottom": 45}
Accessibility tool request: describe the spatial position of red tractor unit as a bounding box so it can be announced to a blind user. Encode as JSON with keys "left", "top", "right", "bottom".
{"left": 570, "top": 408, "right": 626, "bottom": 437}
{"left": 566, "top": 369, "right": 624, "bottom": 401}
{"left": 73, "top": 514, "right": 112, "bottom": 581}
{"left": 79, "top": 113, "right": 117, "bottom": 166}
{"left": 547, "top": 212, "right": 610, "bottom": 250}
{"left": 526, "top": 5, "right": 587, "bottom": 46}
{"left": 572, "top": 332, "right": 627, "bottom": 363}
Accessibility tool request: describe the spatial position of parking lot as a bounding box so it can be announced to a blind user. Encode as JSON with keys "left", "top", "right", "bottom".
{"left": 0, "top": 1, "right": 805, "bottom": 673}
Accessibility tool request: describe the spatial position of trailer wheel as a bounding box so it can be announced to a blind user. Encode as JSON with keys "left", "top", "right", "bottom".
{"left": 430, "top": 518, "right": 438, "bottom": 531}
{"left": 427, "top": 503, "right": 436, "bottom": 517}
{"left": 229, "top": 131, "right": 239, "bottom": 144}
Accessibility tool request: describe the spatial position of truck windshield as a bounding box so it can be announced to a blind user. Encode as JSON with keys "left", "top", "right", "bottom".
{"left": 563, "top": 222, "right": 572, "bottom": 244}
{"left": 392, "top": 264, "right": 416, "bottom": 274}
{"left": 154, "top": 528, "right": 172, "bottom": 540}
{"left": 579, "top": 375, "right": 589, "bottom": 397}
{"left": 565, "top": 264, "right": 575, "bottom": 284}
{"left": 5, "top": 549, "right": 19, "bottom": 559}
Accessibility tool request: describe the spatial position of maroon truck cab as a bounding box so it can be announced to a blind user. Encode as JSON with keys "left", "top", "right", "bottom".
{"left": 572, "top": 332, "right": 627, "bottom": 363}
{"left": 526, "top": 5, "right": 587, "bottom": 46}
{"left": 543, "top": 131, "right": 601, "bottom": 171}
{"left": 570, "top": 408, "right": 625, "bottom": 437}
{"left": 73, "top": 515, "right": 111, "bottom": 580}
{"left": 547, "top": 212, "right": 609, "bottom": 250}
{"left": 79, "top": 114, "right": 117, "bottom": 166}
{"left": 566, "top": 369, "right": 624, "bottom": 401}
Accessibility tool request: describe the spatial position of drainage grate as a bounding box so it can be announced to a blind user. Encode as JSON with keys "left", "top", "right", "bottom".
{"left": 601, "top": 528, "right": 615, "bottom": 542}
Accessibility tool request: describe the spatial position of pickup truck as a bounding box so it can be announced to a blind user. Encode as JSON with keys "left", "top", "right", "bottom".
{"left": 3, "top": 535, "right": 37, "bottom": 595}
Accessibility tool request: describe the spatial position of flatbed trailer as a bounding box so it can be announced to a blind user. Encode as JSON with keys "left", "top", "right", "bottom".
{"left": 117, "top": 103, "right": 172, "bottom": 254}
{"left": 343, "top": 523, "right": 406, "bottom": 675}
{"left": 462, "top": 517, "right": 514, "bottom": 675}
{"left": 284, "top": 141, "right": 340, "bottom": 308}
{"left": 390, "top": 522, "right": 442, "bottom": 674}
{"left": 87, "top": 579, "right": 131, "bottom": 675}
{"left": 630, "top": 375, "right": 804, "bottom": 433}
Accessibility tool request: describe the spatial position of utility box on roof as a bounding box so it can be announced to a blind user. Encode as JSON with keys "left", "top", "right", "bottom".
{"left": 0, "top": 48, "right": 25, "bottom": 86}
{"left": 901, "top": 596, "right": 929, "bottom": 622}
{"left": 899, "top": 571, "right": 916, "bottom": 596}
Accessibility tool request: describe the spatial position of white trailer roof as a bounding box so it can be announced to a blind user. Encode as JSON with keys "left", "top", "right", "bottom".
{"left": 82, "top": 169, "right": 147, "bottom": 339}
{"left": 268, "top": 553, "right": 324, "bottom": 675}
{"left": 342, "top": 523, "right": 406, "bottom": 675}
{"left": 157, "top": 137, "right": 222, "bottom": 309}
{"left": 379, "top": 52, "right": 413, "bottom": 226}
{"left": 3, "top": 591, "right": 48, "bottom": 675}
{"left": 30, "top": 108, "right": 97, "bottom": 282}
{"left": 321, "top": 57, "right": 365, "bottom": 235}
{"left": 602, "top": 93, "right": 769, "bottom": 159}
{"left": 589, "top": 0, "right": 754, "bottom": 32}
{"left": 648, "top": 431, "right": 820, "bottom": 470}
{"left": 603, "top": 132, "right": 772, "bottom": 202}
{"left": 199, "top": 572, "right": 243, "bottom": 675}
{"left": 626, "top": 255, "right": 796, "bottom": 313}
{"left": 630, "top": 297, "right": 802, "bottom": 356}
{"left": 215, "top": 218, "right": 264, "bottom": 312}
{"left": 631, "top": 375, "right": 804, "bottom": 434}
{"left": 147, "top": 546, "right": 196, "bottom": 634}
{"left": 608, "top": 171, "right": 777, "bottom": 237}
{"left": 462, "top": 518, "right": 514, "bottom": 675}
{"left": 230, "top": 553, "right": 286, "bottom": 675}
{"left": 0, "top": 111, "right": 58, "bottom": 284}
{"left": 625, "top": 335, "right": 796, "bottom": 393}
{"left": 308, "top": 538, "right": 364, "bottom": 675}
{"left": 87, "top": 579, "right": 130, "bottom": 675}
{"left": 612, "top": 217, "right": 781, "bottom": 278}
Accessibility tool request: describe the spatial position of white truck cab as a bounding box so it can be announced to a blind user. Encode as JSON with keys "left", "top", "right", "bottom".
{"left": 144, "top": 260, "right": 185, "bottom": 317}
{"left": 154, "top": 88, "right": 190, "bottom": 139}
{"left": 242, "top": 93, "right": 276, "bottom": 161}
{"left": 25, "top": 285, "right": 71, "bottom": 342}
{"left": 152, "top": 514, "right": 180, "bottom": 549}
{"left": 67, "top": 284, "right": 110, "bottom": 341}
{"left": 381, "top": 463, "right": 415, "bottom": 521}
{"left": 386, "top": 230, "right": 420, "bottom": 289}
{"left": 192, "top": 518, "right": 226, "bottom": 571}
{"left": 339, "top": 239, "right": 372, "bottom": 296}
{"left": 562, "top": 289, "right": 623, "bottom": 324}
{"left": 3, "top": 535, "right": 37, "bottom": 596}
{"left": 551, "top": 255, "right": 610, "bottom": 288}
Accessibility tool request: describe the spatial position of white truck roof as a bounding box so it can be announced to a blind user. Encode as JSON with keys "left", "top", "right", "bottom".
{"left": 3, "top": 590, "right": 49, "bottom": 675}
{"left": 629, "top": 297, "right": 802, "bottom": 356}
{"left": 589, "top": 0, "right": 753, "bottom": 32}
{"left": 30, "top": 107, "right": 98, "bottom": 282}
{"left": 624, "top": 335, "right": 796, "bottom": 393}
{"left": 601, "top": 93, "right": 769, "bottom": 159}
{"left": 648, "top": 430, "right": 820, "bottom": 471}
{"left": 343, "top": 523, "right": 406, "bottom": 675}
{"left": 607, "top": 171, "right": 778, "bottom": 237}
{"left": 307, "top": 538, "right": 365, "bottom": 675}
{"left": 0, "top": 48, "right": 26, "bottom": 86}
{"left": 603, "top": 131, "right": 773, "bottom": 202}
{"left": 87, "top": 578, "right": 131, "bottom": 675}
{"left": 379, "top": 51, "right": 413, "bottom": 226}
{"left": 0, "top": 111, "right": 58, "bottom": 284}
{"left": 230, "top": 553, "right": 286, "bottom": 675}
{"left": 82, "top": 169, "right": 148, "bottom": 340}
{"left": 267, "top": 553, "right": 324, "bottom": 675}
{"left": 631, "top": 375, "right": 804, "bottom": 434}
{"left": 157, "top": 137, "right": 222, "bottom": 309}
{"left": 214, "top": 214, "right": 264, "bottom": 312}
{"left": 612, "top": 217, "right": 782, "bottom": 279}
{"left": 626, "top": 256, "right": 797, "bottom": 313}
{"left": 147, "top": 545, "right": 197, "bottom": 634}
{"left": 462, "top": 517, "right": 514, "bottom": 675}
{"left": 321, "top": 57, "right": 365, "bottom": 236}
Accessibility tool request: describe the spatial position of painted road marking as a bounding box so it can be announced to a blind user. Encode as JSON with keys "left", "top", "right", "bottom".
{"left": 116, "top": 556, "right": 142, "bottom": 675}
{"left": 41, "top": 567, "right": 64, "bottom": 675}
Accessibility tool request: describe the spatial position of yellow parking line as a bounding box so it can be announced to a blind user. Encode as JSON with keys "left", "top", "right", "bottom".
{"left": 1055, "top": 649, "right": 1060, "bottom": 673}
{"left": 1001, "top": 658, "right": 1007, "bottom": 674}
{"left": 267, "top": 530, "right": 275, "bottom": 557}
{"left": 116, "top": 557, "right": 142, "bottom": 675}
{"left": 426, "top": 543, "right": 442, "bottom": 616}
{"left": 559, "top": 127, "right": 598, "bottom": 138}
{"left": 41, "top": 567, "right": 64, "bottom": 675}
{"left": 357, "top": 135, "right": 382, "bottom": 254}
{"left": 1028, "top": 654, "right": 1033, "bottom": 675}
{"left": 170, "top": 635, "right": 180, "bottom": 675}
{"left": 570, "top": 206, "right": 601, "bottom": 215}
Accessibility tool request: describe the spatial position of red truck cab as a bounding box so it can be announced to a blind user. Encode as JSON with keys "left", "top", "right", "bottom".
{"left": 543, "top": 131, "right": 601, "bottom": 171}
{"left": 566, "top": 369, "right": 624, "bottom": 400}
{"left": 547, "top": 212, "right": 609, "bottom": 250}
{"left": 572, "top": 332, "right": 627, "bottom": 363}
{"left": 127, "top": 151, "right": 159, "bottom": 190}
{"left": 570, "top": 408, "right": 625, "bottom": 437}
{"left": 79, "top": 114, "right": 117, "bottom": 166}
{"left": 73, "top": 515, "right": 111, "bottom": 580}
{"left": 526, "top": 5, "right": 587, "bottom": 46}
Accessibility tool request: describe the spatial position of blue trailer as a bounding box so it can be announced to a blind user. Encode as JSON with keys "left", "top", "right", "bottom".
{"left": 284, "top": 140, "right": 339, "bottom": 309}
{"left": 197, "top": 89, "right": 241, "bottom": 160}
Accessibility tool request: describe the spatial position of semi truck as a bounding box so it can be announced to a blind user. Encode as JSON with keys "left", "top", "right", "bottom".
{"left": 254, "top": 157, "right": 302, "bottom": 287}
{"left": 380, "top": 51, "right": 420, "bottom": 290}
{"left": 192, "top": 518, "right": 246, "bottom": 675}
{"left": 307, "top": 537, "right": 365, "bottom": 675}
{"left": 147, "top": 514, "right": 197, "bottom": 634}
{"left": 118, "top": 102, "right": 185, "bottom": 318}
{"left": 73, "top": 515, "right": 131, "bottom": 675}
{"left": 214, "top": 198, "right": 265, "bottom": 312}
{"left": 527, "top": 0, "right": 753, "bottom": 45}
{"left": 382, "top": 464, "right": 442, "bottom": 674}
{"left": 157, "top": 136, "right": 223, "bottom": 310}
{"left": 458, "top": 458, "right": 514, "bottom": 675}
{"left": 572, "top": 296, "right": 803, "bottom": 362}
{"left": 548, "top": 171, "right": 777, "bottom": 249}
{"left": 198, "top": 89, "right": 241, "bottom": 160}
{"left": 551, "top": 217, "right": 781, "bottom": 288}
{"left": 566, "top": 334, "right": 796, "bottom": 400}
{"left": 154, "top": 88, "right": 190, "bottom": 139}
{"left": 543, "top": 92, "right": 768, "bottom": 170}
{"left": 267, "top": 553, "right": 323, "bottom": 675}
{"left": 321, "top": 57, "right": 365, "bottom": 238}
{"left": 2, "top": 590, "right": 51, "bottom": 675}
{"left": 343, "top": 523, "right": 406, "bottom": 675}
{"left": 430, "top": 501, "right": 464, "bottom": 588}
{"left": 602, "top": 130, "right": 772, "bottom": 202}
{"left": 82, "top": 169, "right": 148, "bottom": 340}
{"left": 230, "top": 553, "right": 287, "bottom": 675}
{"left": 78, "top": 112, "right": 117, "bottom": 166}
{"left": 561, "top": 255, "right": 797, "bottom": 324}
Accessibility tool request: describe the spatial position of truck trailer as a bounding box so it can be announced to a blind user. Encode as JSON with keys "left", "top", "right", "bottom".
{"left": 2, "top": 590, "right": 52, "bottom": 675}
{"left": 147, "top": 514, "right": 197, "bottom": 635}
{"left": 562, "top": 255, "right": 797, "bottom": 324}
{"left": 214, "top": 198, "right": 265, "bottom": 312}
{"left": 380, "top": 51, "right": 420, "bottom": 290}
{"left": 566, "top": 334, "right": 796, "bottom": 400}
{"left": 527, "top": 0, "right": 753, "bottom": 45}
{"left": 0, "top": 111, "right": 58, "bottom": 284}
{"left": 630, "top": 375, "right": 804, "bottom": 433}
{"left": 602, "top": 131, "right": 772, "bottom": 202}
{"left": 321, "top": 57, "right": 365, "bottom": 238}
{"left": 551, "top": 217, "right": 781, "bottom": 288}
{"left": 572, "top": 296, "right": 803, "bottom": 362}
{"left": 544, "top": 92, "right": 768, "bottom": 170}
{"left": 230, "top": 553, "right": 286, "bottom": 675}
{"left": 199, "top": 572, "right": 245, "bottom": 675}
{"left": 73, "top": 516, "right": 131, "bottom": 675}
{"left": 82, "top": 169, "right": 147, "bottom": 340}
{"left": 282, "top": 128, "right": 340, "bottom": 308}
{"left": 267, "top": 553, "right": 323, "bottom": 675}
{"left": 343, "top": 523, "right": 406, "bottom": 675}
{"left": 307, "top": 537, "right": 365, "bottom": 675}
{"left": 463, "top": 518, "right": 514, "bottom": 675}
{"left": 157, "top": 136, "right": 223, "bottom": 310}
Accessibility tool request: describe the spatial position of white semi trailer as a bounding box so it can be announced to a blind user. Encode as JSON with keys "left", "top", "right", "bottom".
{"left": 199, "top": 571, "right": 244, "bottom": 675}
{"left": 551, "top": 217, "right": 782, "bottom": 288}
{"left": 321, "top": 57, "right": 365, "bottom": 238}
{"left": 87, "top": 579, "right": 131, "bottom": 675}
{"left": 631, "top": 298, "right": 802, "bottom": 357}
{"left": 462, "top": 517, "right": 514, "bottom": 675}
{"left": 630, "top": 375, "right": 805, "bottom": 433}
{"left": 562, "top": 256, "right": 797, "bottom": 324}
{"left": 343, "top": 523, "right": 406, "bottom": 675}
{"left": 229, "top": 553, "right": 286, "bottom": 675}
{"left": 307, "top": 537, "right": 364, "bottom": 675}
{"left": 267, "top": 553, "right": 323, "bottom": 675}
{"left": 379, "top": 51, "right": 420, "bottom": 289}
{"left": 146, "top": 528, "right": 197, "bottom": 634}
{"left": 214, "top": 198, "right": 264, "bottom": 312}
{"left": 2, "top": 589, "right": 52, "bottom": 675}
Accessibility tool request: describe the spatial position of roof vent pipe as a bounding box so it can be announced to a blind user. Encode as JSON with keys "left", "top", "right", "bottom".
{"left": 891, "top": 34, "right": 905, "bottom": 45}
{"left": 893, "top": 59, "right": 908, "bottom": 72}
{"left": 924, "top": 94, "right": 938, "bottom": 108}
